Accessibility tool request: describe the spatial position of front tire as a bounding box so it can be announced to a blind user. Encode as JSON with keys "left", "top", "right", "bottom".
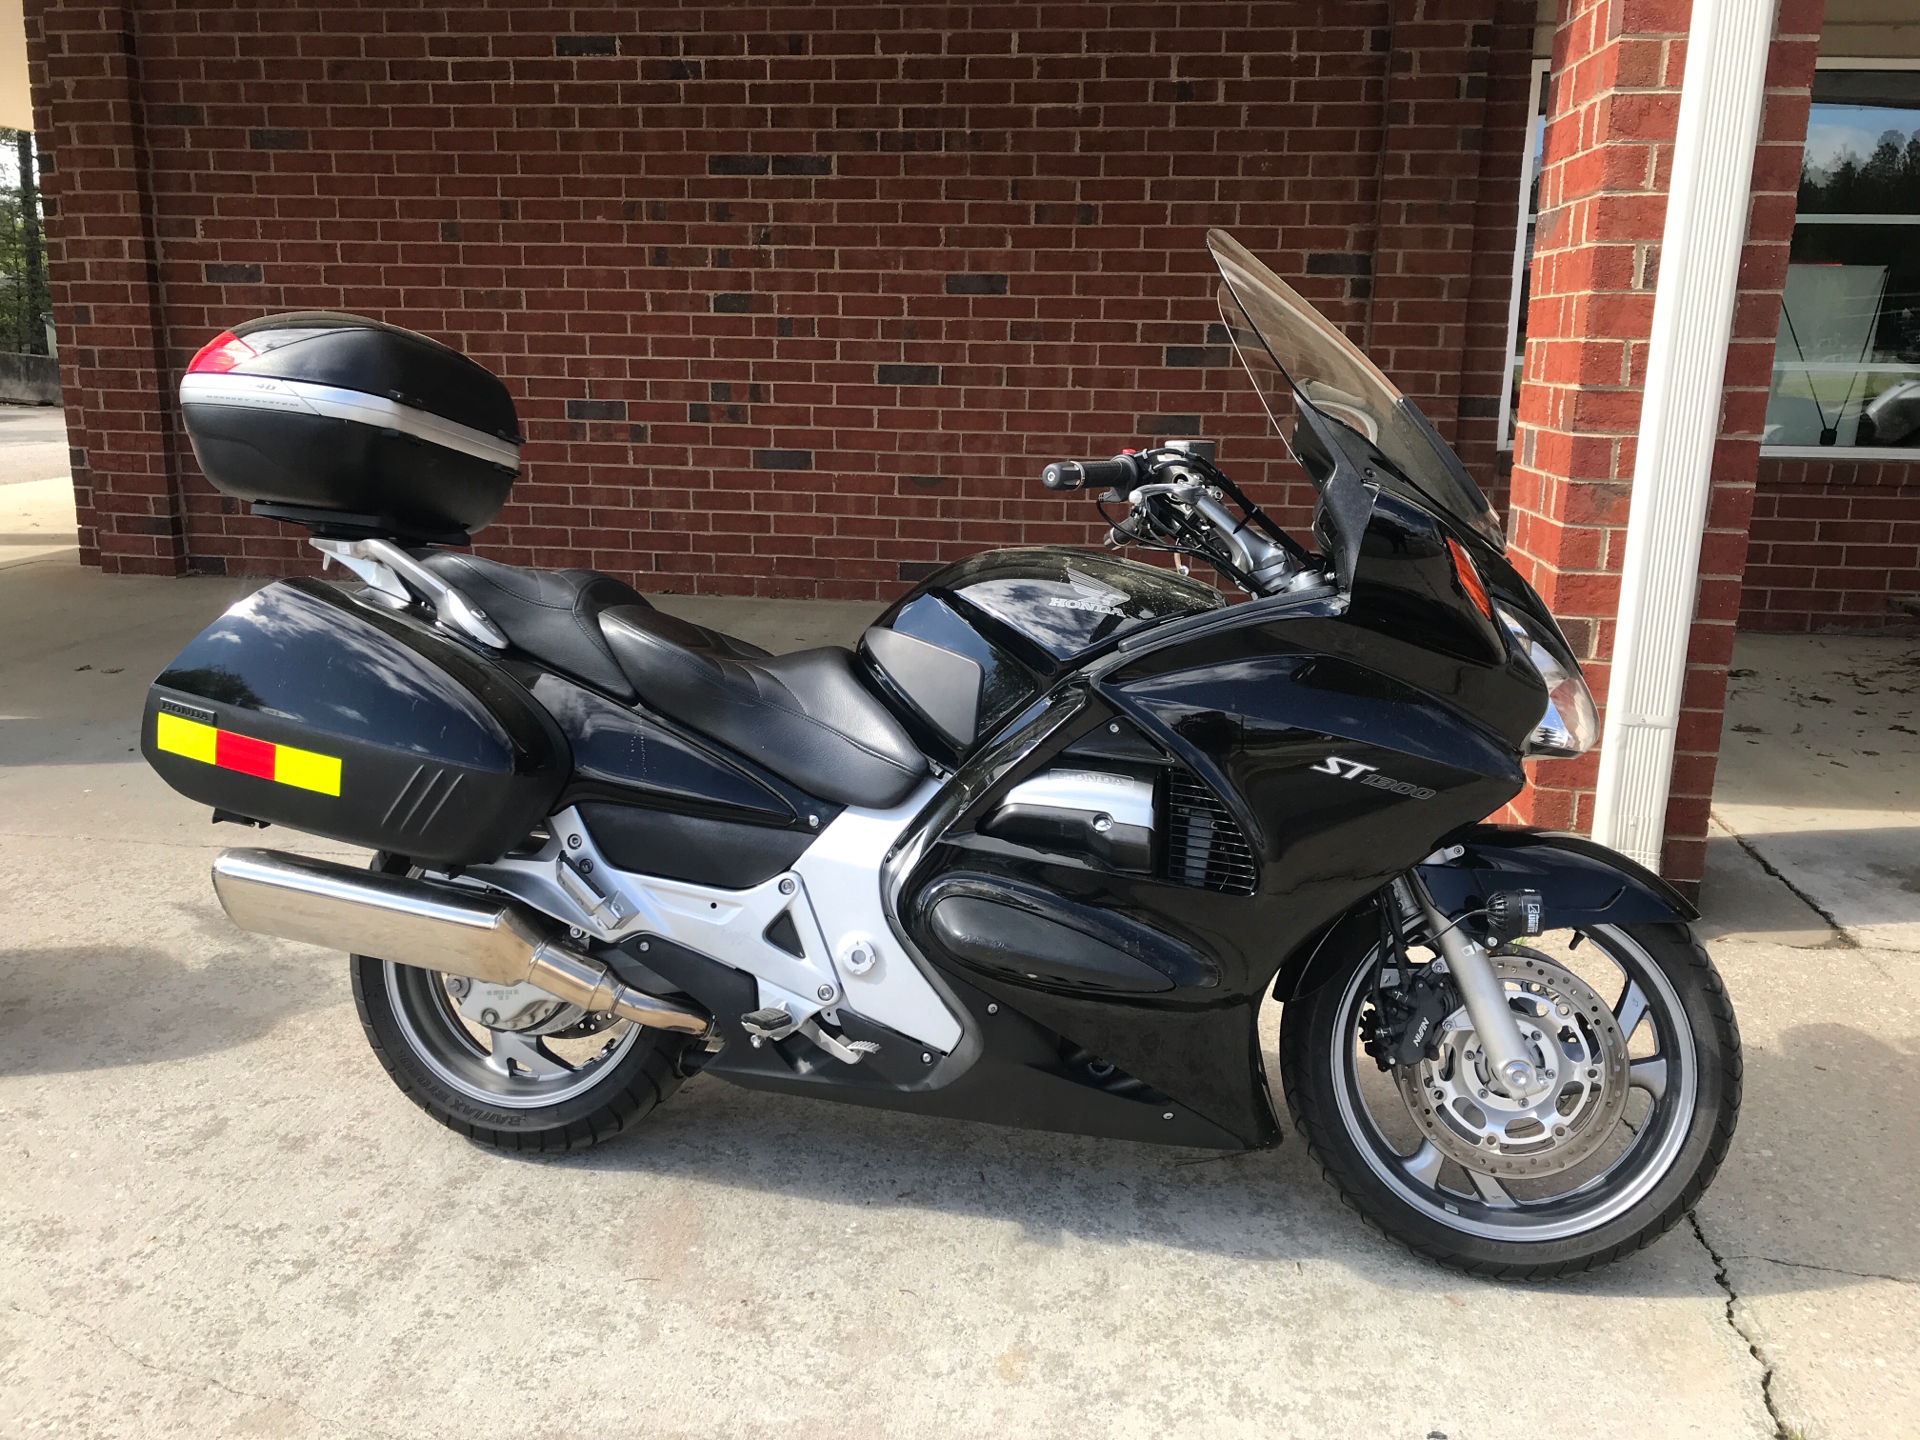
{"left": 1279, "top": 922, "right": 1740, "bottom": 1277}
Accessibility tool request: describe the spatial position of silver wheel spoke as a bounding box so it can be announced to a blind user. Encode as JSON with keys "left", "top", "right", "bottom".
{"left": 486, "top": 1030, "right": 571, "bottom": 1080}
{"left": 1629, "top": 1055, "right": 1668, "bottom": 1102}
{"left": 1401, "top": 1139, "right": 1445, "bottom": 1188}
{"left": 1467, "top": 1168, "right": 1519, "bottom": 1208}
{"left": 1615, "top": 981, "right": 1650, "bottom": 1043}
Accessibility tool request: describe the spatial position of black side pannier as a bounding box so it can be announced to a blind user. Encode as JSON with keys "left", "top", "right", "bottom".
{"left": 179, "top": 312, "right": 522, "bottom": 543}
{"left": 142, "top": 579, "right": 567, "bottom": 865}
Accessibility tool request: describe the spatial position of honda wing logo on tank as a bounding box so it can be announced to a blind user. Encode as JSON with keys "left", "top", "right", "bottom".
{"left": 1048, "top": 568, "right": 1130, "bottom": 616}
{"left": 1312, "top": 755, "right": 1437, "bottom": 801}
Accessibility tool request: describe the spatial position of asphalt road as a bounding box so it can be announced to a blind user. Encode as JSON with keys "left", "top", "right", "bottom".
{"left": 1, "top": 463, "right": 1914, "bottom": 1439}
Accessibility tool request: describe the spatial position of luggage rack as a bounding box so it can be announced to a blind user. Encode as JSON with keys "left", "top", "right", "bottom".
{"left": 311, "top": 535, "right": 509, "bottom": 650}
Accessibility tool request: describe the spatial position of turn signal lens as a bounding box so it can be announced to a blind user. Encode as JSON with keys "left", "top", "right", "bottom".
{"left": 1446, "top": 537, "right": 1493, "bottom": 619}
{"left": 187, "top": 330, "right": 258, "bottom": 375}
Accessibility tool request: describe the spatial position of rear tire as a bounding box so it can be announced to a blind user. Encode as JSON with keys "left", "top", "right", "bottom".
{"left": 351, "top": 953, "right": 695, "bottom": 1152}
{"left": 1279, "top": 921, "right": 1741, "bottom": 1277}
{"left": 348, "top": 853, "right": 696, "bottom": 1152}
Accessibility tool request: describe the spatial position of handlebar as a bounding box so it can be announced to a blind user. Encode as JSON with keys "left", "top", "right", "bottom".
{"left": 1041, "top": 456, "right": 1143, "bottom": 491}
{"left": 1039, "top": 442, "right": 1317, "bottom": 598}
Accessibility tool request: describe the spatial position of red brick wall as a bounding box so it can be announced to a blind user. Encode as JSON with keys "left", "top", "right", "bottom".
{"left": 1499, "top": 0, "right": 1821, "bottom": 888}
{"left": 1740, "top": 456, "right": 1920, "bottom": 630}
{"left": 1367, "top": 0, "right": 1499, "bottom": 442}
{"left": 27, "top": 0, "right": 1533, "bottom": 598}
{"left": 1458, "top": 1, "right": 1539, "bottom": 519}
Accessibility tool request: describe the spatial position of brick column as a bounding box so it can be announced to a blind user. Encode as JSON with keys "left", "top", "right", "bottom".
{"left": 26, "top": 0, "right": 187, "bottom": 574}
{"left": 1504, "top": 0, "right": 1820, "bottom": 888}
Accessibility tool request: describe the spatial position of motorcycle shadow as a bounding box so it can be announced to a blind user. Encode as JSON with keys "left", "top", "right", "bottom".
{"left": 489, "top": 1021, "right": 1916, "bottom": 1299}
{"left": 0, "top": 937, "right": 337, "bottom": 1077}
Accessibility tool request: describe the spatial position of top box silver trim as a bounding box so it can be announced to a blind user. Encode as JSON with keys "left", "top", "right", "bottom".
{"left": 181, "top": 372, "right": 522, "bottom": 470}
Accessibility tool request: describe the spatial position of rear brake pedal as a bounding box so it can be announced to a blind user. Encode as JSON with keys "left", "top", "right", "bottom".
{"left": 798, "top": 1019, "right": 880, "bottom": 1066}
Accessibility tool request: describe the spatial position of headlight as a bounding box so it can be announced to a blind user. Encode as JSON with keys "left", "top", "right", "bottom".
{"left": 1494, "top": 603, "right": 1599, "bottom": 758}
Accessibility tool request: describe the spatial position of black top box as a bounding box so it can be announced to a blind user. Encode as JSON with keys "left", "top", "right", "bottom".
{"left": 179, "top": 312, "right": 523, "bottom": 544}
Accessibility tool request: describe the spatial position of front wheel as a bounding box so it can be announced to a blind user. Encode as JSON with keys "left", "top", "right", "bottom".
{"left": 1279, "top": 922, "right": 1740, "bottom": 1277}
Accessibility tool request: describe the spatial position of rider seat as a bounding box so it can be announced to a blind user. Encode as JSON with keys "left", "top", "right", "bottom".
{"left": 598, "top": 604, "right": 928, "bottom": 810}
{"left": 418, "top": 553, "right": 769, "bottom": 702}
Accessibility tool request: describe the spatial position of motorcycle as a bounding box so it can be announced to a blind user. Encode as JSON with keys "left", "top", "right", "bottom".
{"left": 142, "top": 230, "right": 1739, "bottom": 1275}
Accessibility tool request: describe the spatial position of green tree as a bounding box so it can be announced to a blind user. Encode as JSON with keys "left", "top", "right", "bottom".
{"left": 0, "top": 129, "right": 49, "bottom": 356}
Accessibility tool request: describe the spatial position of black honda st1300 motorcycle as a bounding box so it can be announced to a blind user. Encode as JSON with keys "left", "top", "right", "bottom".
{"left": 142, "top": 231, "right": 1738, "bottom": 1275}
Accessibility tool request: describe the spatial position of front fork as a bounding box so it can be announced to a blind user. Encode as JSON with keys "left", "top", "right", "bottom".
{"left": 1389, "top": 873, "right": 1547, "bottom": 1099}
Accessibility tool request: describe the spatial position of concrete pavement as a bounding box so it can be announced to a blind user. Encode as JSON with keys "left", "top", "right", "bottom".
{"left": 0, "top": 405, "right": 79, "bottom": 574}
{"left": 2, "top": 467, "right": 1915, "bottom": 1438}
{"left": 1711, "top": 631, "right": 1920, "bottom": 949}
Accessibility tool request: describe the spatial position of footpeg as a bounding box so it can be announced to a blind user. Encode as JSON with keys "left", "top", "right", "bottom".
{"left": 739, "top": 1007, "right": 878, "bottom": 1065}
{"left": 740, "top": 1007, "right": 798, "bottom": 1041}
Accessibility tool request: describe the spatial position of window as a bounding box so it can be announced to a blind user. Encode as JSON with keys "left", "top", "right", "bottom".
{"left": 1497, "top": 60, "right": 1552, "bottom": 451}
{"left": 1764, "top": 64, "right": 1920, "bottom": 456}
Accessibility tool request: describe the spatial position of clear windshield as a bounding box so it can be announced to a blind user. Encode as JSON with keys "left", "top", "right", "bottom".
{"left": 1206, "top": 229, "right": 1504, "bottom": 549}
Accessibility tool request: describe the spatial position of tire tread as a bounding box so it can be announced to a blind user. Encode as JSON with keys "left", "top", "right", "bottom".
{"left": 1278, "top": 923, "right": 1741, "bottom": 1278}
{"left": 351, "top": 954, "right": 691, "bottom": 1153}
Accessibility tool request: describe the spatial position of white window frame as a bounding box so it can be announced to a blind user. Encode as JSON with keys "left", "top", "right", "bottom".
{"left": 1497, "top": 59, "right": 1552, "bottom": 452}
{"left": 1760, "top": 55, "right": 1920, "bottom": 461}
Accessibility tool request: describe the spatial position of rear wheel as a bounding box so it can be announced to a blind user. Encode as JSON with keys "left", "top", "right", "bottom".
{"left": 348, "top": 857, "right": 696, "bottom": 1152}
{"left": 1279, "top": 921, "right": 1740, "bottom": 1277}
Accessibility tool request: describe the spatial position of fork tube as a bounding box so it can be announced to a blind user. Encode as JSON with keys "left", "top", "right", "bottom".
{"left": 1393, "top": 874, "right": 1543, "bottom": 1099}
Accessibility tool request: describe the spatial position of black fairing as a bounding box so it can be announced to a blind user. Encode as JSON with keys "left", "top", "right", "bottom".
{"left": 141, "top": 579, "right": 566, "bottom": 866}
{"left": 526, "top": 672, "right": 837, "bottom": 889}
{"left": 886, "top": 496, "right": 1552, "bottom": 1148}
{"left": 641, "top": 932, "right": 1246, "bottom": 1149}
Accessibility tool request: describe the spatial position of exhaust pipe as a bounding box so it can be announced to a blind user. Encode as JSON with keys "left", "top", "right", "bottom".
{"left": 211, "top": 847, "right": 710, "bottom": 1036}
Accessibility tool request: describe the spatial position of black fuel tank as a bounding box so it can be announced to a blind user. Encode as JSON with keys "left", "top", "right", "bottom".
{"left": 861, "top": 546, "right": 1225, "bottom": 759}
{"left": 141, "top": 579, "right": 567, "bottom": 865}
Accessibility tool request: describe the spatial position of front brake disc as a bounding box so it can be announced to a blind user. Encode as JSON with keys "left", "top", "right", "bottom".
{"left": 1394, "top": 949, "right": 1631, "bottom": 1179}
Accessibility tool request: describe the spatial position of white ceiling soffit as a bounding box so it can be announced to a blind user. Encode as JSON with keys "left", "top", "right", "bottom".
{"left": 0, "top": 0, "right": 28, "bottom": 132}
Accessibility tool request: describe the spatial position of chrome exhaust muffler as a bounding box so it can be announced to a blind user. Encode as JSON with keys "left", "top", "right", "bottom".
{"left": 211, "top": 847, "right": 711, "bottom": 1036}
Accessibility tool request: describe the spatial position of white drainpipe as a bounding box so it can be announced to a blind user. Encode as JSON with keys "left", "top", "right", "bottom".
{"left": 1589, "top": 0, "right": 1777, "bottom": 872}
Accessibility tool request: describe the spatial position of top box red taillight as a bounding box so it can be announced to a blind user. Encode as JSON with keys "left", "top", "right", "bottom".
{"left": 187, "top": 330, "right": 259, "bottom": 375}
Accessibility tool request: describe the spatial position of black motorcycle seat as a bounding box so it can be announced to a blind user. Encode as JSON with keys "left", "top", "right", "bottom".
{"left": 598, "top": 603, "right": 928, "bottom": 809}
{"left": 419, "top": 553, "right": 768, "bottom": 700}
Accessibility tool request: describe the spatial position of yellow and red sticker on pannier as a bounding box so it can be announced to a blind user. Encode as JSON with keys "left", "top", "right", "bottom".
{"left": 154, "top": 710, "right": 342, "bottom": 796}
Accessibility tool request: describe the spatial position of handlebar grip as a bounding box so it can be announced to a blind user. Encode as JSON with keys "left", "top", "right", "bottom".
{"left": 1041, "top": 457, "right": 1141, "bottom": 491}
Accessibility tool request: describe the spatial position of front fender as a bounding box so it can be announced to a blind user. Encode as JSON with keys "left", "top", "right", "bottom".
{"left": 1419, "top": 825, "right": 1697, "bottom": 929}
{"left": 1275, "top": 825, "right": 1695, "bottom": 1002}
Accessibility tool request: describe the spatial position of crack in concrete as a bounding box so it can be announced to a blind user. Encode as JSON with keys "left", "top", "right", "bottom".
{"left": 4, "top": 1299, "right": 404, "bottom": 1440}
{"left": 1728, "top": 1253, "right": 1919, "bottom": 1287}
{"left": 1712, "top": 816, "right": 1859, "bottom": 948}
{"left": 1690, "top": 1212, "right": 1791, "bottom": 1440}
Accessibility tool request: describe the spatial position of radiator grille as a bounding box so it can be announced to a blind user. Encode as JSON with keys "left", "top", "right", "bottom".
{"left": 1162, "top": 769, "right": 1257, "bottom": 895}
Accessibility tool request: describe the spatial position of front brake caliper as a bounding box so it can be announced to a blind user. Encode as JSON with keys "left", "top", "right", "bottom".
{"left": 1363, "top": 967, "right": 1460, "bottom": 1072}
